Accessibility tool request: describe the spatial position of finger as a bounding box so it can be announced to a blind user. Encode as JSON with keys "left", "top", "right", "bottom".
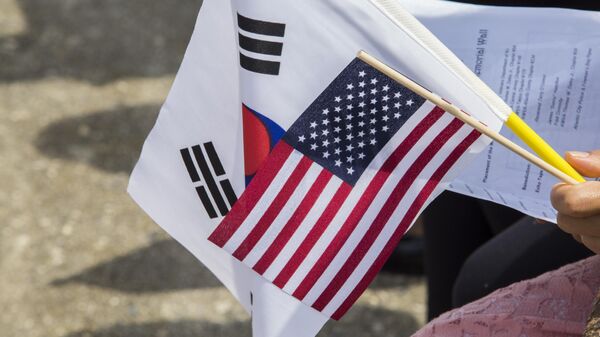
{"left": 551, "top": 181, "right": 600, "bottom": 217}
{"left": 572, "top": 234, "right": 583, "bottom": 244}
{"left": 556, "top": 212, "right": 600, "bottom": 236}
{"left": 565, "top": 150, "right": 600, "bottom": 178}
{"left": 581, "top": 235, "right": 600, "bottom": 255}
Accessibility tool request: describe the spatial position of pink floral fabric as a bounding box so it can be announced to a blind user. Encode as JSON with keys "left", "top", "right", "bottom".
{"left": 413, "top": 255, "right": 600, "bottom": 337}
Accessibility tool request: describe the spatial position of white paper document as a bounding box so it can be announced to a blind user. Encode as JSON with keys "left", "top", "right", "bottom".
{"left": 405, "top": 1, "right": 600, "bottom": 222}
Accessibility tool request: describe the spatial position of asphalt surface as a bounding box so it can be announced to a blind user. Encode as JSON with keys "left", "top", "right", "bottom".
{"left": 0, "top": 0, "right": 426, "bottom": 336}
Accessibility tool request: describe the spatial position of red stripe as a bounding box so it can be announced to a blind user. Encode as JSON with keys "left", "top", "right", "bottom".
{"left": 253, "top": 170, "right": 333, "bottom": 274}
{"left": 292, "top": 107, "right": 445, "bottom": 300}
{"left": 208, "top": 142, "right": 294, "bottom": 247}
{"left": 312, "top": 118, "right": 464, "bottom": 311}
{"left": 273, "top": 182, "right": 352, "bottom": 288}
{"left": 331, "top": 129, "right": 481, "bottom": 320}
{"left": 232, "top": 155, "right": 313, "bottom": 260}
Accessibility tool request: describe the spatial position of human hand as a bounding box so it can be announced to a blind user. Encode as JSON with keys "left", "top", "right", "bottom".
{"left": 551, "top": 150, "right": 600, "bottom": 254}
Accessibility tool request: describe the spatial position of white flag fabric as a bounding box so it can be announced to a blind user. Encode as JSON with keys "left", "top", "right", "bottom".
{"left": 128, "top": 0, "right": 504, "bottom": 335}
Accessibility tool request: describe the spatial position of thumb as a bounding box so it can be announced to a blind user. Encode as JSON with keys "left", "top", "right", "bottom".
{"left": 565, "top": 150, "right": 600, "bottom": 178}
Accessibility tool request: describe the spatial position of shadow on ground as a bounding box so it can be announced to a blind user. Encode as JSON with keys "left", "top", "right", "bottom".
{"left": 52, "top": 237, "right": 422, "bottom": 293}
{"left": 321, "top": 305, "right": 420, "bottom": 337}
{"left": 52, "top": 239, "right": 222, "bottom": 292}
{"left": 63, "top": 306, "right": 419, "bottom": 337}
{"left": 35, "top": 104, "right": 159, "bottom": 173}
{"left": 64, "top": 320, "right": 251, "bottom": 337}
{"left": 0, "top": 0, "right": 202, "bottom": 84}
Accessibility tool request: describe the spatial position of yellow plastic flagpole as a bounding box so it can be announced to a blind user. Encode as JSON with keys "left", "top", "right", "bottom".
{"left": 369, "top": 0, "right": 585, "bottom": 183}
{"left": 505, "top": 113, "right": 585, "bottom": 182}
{"left": 357, "top": 51, "right": 580, "bottom": 185}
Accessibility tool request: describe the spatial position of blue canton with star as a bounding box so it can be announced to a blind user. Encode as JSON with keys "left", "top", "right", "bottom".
{"left": 283, "top": 58, "right": 426, "bottom": 186}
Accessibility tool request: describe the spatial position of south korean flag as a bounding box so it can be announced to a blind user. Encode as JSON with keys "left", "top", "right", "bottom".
{"left": 128, "top": 0, "right": 502, "bottom": 336}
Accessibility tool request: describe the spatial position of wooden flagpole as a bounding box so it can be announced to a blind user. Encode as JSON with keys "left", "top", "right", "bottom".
{"left": 357, "top": 50, "right": 579, "bottom": 186}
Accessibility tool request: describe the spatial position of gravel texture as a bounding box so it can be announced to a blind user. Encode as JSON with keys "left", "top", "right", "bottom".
{"left": 0, "top": 0, "right": 426, "bottom": 336}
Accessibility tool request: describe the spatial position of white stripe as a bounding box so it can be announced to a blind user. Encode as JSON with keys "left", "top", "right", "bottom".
{"left": 262, "top": 177, "right": 344, "bottom": 281}
{"left": 222, "top": 151, "right": 303, "bottom": 253}
{"left": 321, "top": 124, "right": 474, "bottom": 316}
{"left": 242, "top": 163, "right": 323, "bottom": 267}
{"left": 281, "top": 102, "right": 437, "bottom": 294}
{"left": 239, "top": 48, "right": 282, "bottom": 63}
{"left": 301, "top": 112, "right": 455, "bottom": 305}
{"left": 237, "top": 29, "right": 285, "bottom": 44}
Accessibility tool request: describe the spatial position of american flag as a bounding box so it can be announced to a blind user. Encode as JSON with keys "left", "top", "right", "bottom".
{"left": 209, "top": 58, "right": 481, "bottom": 319}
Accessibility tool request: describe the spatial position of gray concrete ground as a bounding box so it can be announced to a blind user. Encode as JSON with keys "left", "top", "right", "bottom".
{"left": 0, "top": 0, "right": 426, "bottom": 336}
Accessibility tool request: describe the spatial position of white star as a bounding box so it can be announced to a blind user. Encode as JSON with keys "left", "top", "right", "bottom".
{"left": 370, "top": 128, "right": 376, "bottom": 135}
{"left": 334, "top": 137, "right": 341, "bottom": 143}
{"left": 346, "top": 124, "right": 353, "bottom": 130}
{"left": 382, "top": 125, "right": 389, "bottom": 132}
{"left": 346, "top": 134, "right": 354, "bottom": 141}
{"left": 323, "top": 151, "right": 330, "bottom": 159}
{"left": 347, "top": 167, "right": 355, "bottom": 175}
{"left": 322, "top": 139, "right": 330, "bottom": 147}
{"left": 310, "top": 132, "right": 318, "bottom": 139}
{"left": 370, "top": 88, "right": 378, "bottom": 95}
{"left": 382, "top": 95, "right": 390, "bottom": 102}
{"left": 382, "top": 105, "right": 389, "bottom": 112}
{"left": 310, "top": 121, "right": 317, "bottom": 128}
{"left": 322, "top": 108, "right": 330, "bottom": 115}
{"left": 334, "top": 116, "right": 341, "bottom": 123}
{"left": 370, "top": 98, "right": 377, "bottom": 105}
{"left": 358, "top": 70, "right": 366, "bottom": 77}
{"left": 322, "top": 129, "right": 330, "bottom": 137}
{"left": 298, "top": 135, "right": 306, "bottom": 142}
{"left": 382, "top": 115, "right": 389, "bottom": 122}
{"left": 358, "top": 152, "right": 366, "bottom": 159}
{"left": 358, "top": 91, "right": 366, "bottom": 98}
{"left": 334, "top": 148, "right": 341, "bottom": 155}
{"left": 333, "top": 127, "right": 341, "bottom": 133}
{"left": 335, "top": 159, "right": 342, "bottom": 167}
{"left": 346, "top": 144, "right": 355, "bottom": 151}
{"left": 370, "top": 108, "right": 377, "bottom": 115}
{"left": 346, "top": 104, "right": 354, "bottom": 110}
{"left": 347, "top": 83, "right": 354, "bottom": 90}
{"left": 370, "top": 138, "right": 377, "bottom": 145}
{"left": 370, "top": 118, "right": 377, "bottom": 124}
{"left": 358, "top": 131, "right": 365, "bottom": 137}
{"left": 370, "top": 78, "right": 378, "bottom": 85}
{"left": 394, "top": 102, "right": 401, "bottom": 109}
{"left": 347, "top": 94, "right": 354, "bottom": 100}
{"left": 358, "top": 81, "right": 366, "bottom": 88}
{"left": 382, "top": 85, "right": 390, "bottom": 92}
{"left": 346, "top": 155, "right": 354, "bottom": 163}
{"left": 394, "top": 112, "right": 401, "bottom": 119}
{"left": 358, "top": 141, "right": 365, "bottom": 148}
{"left": 335, "top": 96, "right": 342, "bottom": 103}
{"left": 358, "top": 121, "right": 365, "bottom": 127}
{"left": 322, "top": 119, "right": 330, "bottom": 126}
{"left": 310, "top": 143, "right": 318, "bottom": 150}
{"left": 358, "top": 102, "right": 366, "bottom": 108}
{"left": 334, "top": 106, "right": 342, "bottom": 113}
{"left": 394, "top": 92, "right": 402, "bottom": 98}
{"left": 406, "top": 99, "right": 414, "bottom": 106}
{"left": 345, "top": 114, "right": 354, "bottom": 121}
{"left": 358, "top": 111, "right": 365, "bottom": 118}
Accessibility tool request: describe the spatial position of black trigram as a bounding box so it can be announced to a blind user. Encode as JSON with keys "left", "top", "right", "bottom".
{"left": 237, "top": 13, "right": 286, "bottom": 76}
{"left": 180, "top": 142, "right": 237, "bottom": 219}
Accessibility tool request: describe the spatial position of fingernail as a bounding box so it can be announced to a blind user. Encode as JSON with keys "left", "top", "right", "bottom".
{"left": 567, "top": 151, "right": 590, "bottom": 158}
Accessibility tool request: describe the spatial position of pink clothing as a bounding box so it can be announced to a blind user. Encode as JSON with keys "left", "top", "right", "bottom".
{"left": 413, "top": 255, "right": 600, "bottom": 337}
